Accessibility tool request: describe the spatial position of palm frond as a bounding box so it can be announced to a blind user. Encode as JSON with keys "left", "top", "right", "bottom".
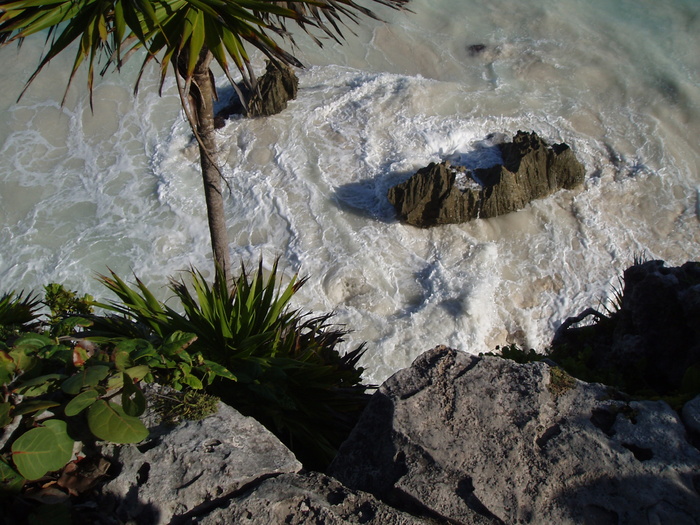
{"left": 0, "top": 0, "right": 410, "bottom": 100}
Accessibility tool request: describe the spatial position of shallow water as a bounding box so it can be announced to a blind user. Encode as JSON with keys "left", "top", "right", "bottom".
{"left": 1, "top": 0, "right": 699, "bottom": 382}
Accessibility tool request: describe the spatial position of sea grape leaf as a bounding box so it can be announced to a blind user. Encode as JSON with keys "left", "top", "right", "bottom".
{"left": 181, "top": 373, "right": 203, "bottom": 390}
{"left": 14, "top": 374, "right": 66, "bottom": 397}
{"left": 124, "top": 365, "right": 150, "bottom": 382}
{"left": 114, "top": 339, "right": 153, "bottom": 354}
{"left": 160, "top": 331, "right": 198, "bottom": 358}
{"left": 0, "top": 456, "right": 24, "bottom": 494}
{"left": 202, "top": 360, "right": 237, "bottom": 382}
{"left": 113, "top": 348, "right": 131, "bottom": 371}
{"left": 72, "top": 346, "right": 90, "bottom": 367}
{"left": 113, "top": 339, "right": 152, "bottom": 370}
{"left": 37, "top": 344, "right": 73, "bottom": 362}
{"left": 131, "top": 342, "right": 159, "bottom": 362}
{"left": 61, "top": 365, "right": 110, "bottom": 395}
{"left": 11, "top": 419, "right": 74, "bottom": 480}
{"left": 12, "top": 334, "right": 53, "bottom": 353}
{"left": 13, "top": 400, "right": 60, "bottom": 417}
{"left": 8, "top": 348, "right": 36, "bottom": 375}
{"left": 0, "top": 402, "right": 12, "bottom": 428}
{"left": 0, "top": 350, "right": 16, "bottom": 384}
{"left": 87, "top": 400, "right": 148, "bottom": 443}
{"left": 54, "top": 316, "right": 94, "bottom": 335}
{"left": 64, "top": 389, "right": 99, "bottom": 416}
{"left": 121, "top": 373, "right": 146, "bottom": 417}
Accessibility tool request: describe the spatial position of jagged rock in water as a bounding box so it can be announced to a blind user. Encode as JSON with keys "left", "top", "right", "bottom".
{"left": 329, "top": 346, "right": 700, "bottom": 524}
{"left": 215, "top": 62, "right": 299, "bottom": 126}
{"left": 387, "top": 131, "right": 585, "bottom": 227}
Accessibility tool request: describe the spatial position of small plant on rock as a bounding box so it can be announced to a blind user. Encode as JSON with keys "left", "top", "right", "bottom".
{"left": 92, "top": 260, "right": 371, "bottom": 469}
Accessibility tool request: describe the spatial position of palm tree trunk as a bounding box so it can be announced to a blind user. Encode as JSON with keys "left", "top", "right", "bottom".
{"left": 190, "top": 51, "right": 232, "bottom": 287}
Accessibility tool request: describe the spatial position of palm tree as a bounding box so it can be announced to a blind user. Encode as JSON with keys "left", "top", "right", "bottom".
{"left": 0, "top": 0, "right": 408, "bottom": 286}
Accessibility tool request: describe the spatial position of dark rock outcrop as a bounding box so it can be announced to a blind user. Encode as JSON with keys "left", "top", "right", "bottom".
{"left": 215, "top": 61, "right": 299, "bottom": 126}
{"left": 329, "top": 346, "right": 700, "bottom": 524}
{"left": 552, "top": 260, "right": 700, "bottom": 396}
{"left": 387, "top": 131, "right": 585, "bottom": 227}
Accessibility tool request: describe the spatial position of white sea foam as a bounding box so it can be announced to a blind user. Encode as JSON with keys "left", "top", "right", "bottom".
{"left": 1, "top": 0, "right": 699, "bottom": 382}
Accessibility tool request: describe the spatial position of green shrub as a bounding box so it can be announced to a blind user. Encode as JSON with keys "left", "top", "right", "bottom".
{"left": 43, "top": 283, "right": 94, "bottom": 335}
{"left": 0, "top": 284, "right": 234, "bottom": 497}
{"left": 92, "top": 260, "right": 371, "bottom": 469}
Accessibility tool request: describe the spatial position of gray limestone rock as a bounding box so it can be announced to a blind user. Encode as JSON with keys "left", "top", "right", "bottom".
{"left": 329, "top": 346, "right": 700, "bottom": 524}
{"left": 387, "top": 131, "right": 585, "bottom": 227}
{"left": 96, "top": 398, "right": 302, "bottom": 524}
{"left": 194, "top": 471, "right": 426, "bottom": 525}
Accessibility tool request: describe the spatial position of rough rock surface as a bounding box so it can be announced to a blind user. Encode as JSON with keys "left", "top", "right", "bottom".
{"left": 329, "top": 346, "right": 700, "bottom": 524}
{"left": 553, "top": 260, "right": 700, "bottom": 395}
{"left": 95, "top": 399, "right": 302, "bottom": 524}
{"left": 387, "top": 131, "right": 585, "bottom": 227}
{"left": 215, "top": 61, "right": 298, "bottom": 126}
{"left": 194, "top": 471, "right": 425, "bottom": 525}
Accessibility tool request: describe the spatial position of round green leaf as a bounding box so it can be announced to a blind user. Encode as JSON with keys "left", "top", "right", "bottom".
{"left": 11, "top": 419, "right": 74, "bottom": 480}
{"left": 37, "top": 344, "right": 73, "bottom": 361}
{"left": 0, "top": 402, "right": 12, "bottom": 428}
{"left": 61, "top": 365, "right": 110, "bottom": 395}
{"left": 0, "top": 350, "right": 16, "bottom": 385}
{"left": 106, "top": 364, "right": 149, "bottom": 390}
{"left": 55, "top": 316, "right": 94, "bottom": 334}
{"left": 87, "top": 400, "right": 148, "bottom": 444}
{"left": 202, "top": 360, "right": 237, "bottom": 382}
{"left": 12, "top": 334, "right": 53, "bottom": 352}
{"left": 160, "top": 331, "right": 198, "bottom": 357}
{"left": 13, "top": 400, "right": 61, "bottom": 417}
{"left": 64, "top": 388, "right": 99, "bottom": 416}
{"left": 15, "top": 374, "right": 65, "bottom": 397}
{"left": 121, "top": 373, "right": 146, "bottom": 417}
{"left": 7, "top": 348, "right": 36, "bottom": 375}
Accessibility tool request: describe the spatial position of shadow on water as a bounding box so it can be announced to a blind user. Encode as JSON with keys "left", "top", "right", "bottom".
{"left": 330, "top": 134, "right": 505, "bottom": 223}
{"left": 330, "top": 164, "right": 414, "bottom": 223}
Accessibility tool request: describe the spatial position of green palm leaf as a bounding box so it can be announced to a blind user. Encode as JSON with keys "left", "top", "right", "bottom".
{"left": 1, "top": 0, "right": 409, "bottom": 98}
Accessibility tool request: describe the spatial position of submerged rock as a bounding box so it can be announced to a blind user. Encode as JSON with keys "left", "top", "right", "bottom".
{"left": 387, "top": 131, "right": 585, "bottom": 227}
{"left": 329, "top": 346, "right": 700, "bottom": 524}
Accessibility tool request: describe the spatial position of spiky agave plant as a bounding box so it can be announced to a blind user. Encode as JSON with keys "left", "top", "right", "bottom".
{"left": 0, "top": 291, "right": 42, "bottom": 340}
{"left": 92, "top": 260, "right": 371, "bottom": 468}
